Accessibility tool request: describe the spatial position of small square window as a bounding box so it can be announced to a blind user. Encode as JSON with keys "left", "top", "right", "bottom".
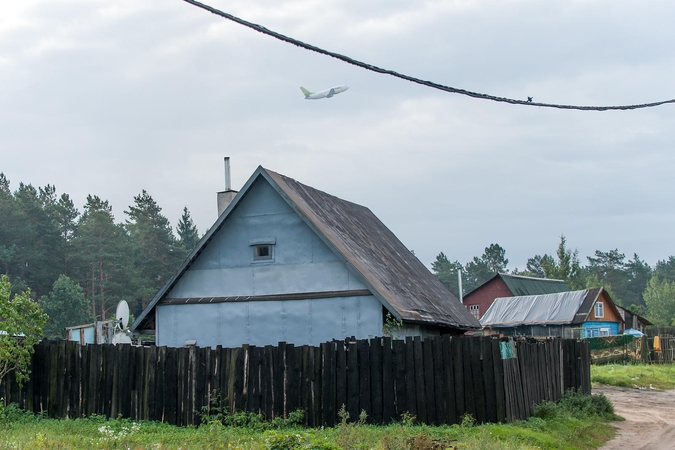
{"left": 469, "top": 304, "right": 480, "bottom": 320}
{"left": 254, "top": 245, "right": 272, "bottom": 261}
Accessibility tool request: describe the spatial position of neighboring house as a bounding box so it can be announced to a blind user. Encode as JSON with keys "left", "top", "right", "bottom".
{"left": 131, "top": 166, "right": 481, "bottom": 348}
{"left": 615, "top": 305, "right": 652, "bottom": 333}
{"left": 480, "top": 287, "right": 623, "bottom": 338}
{"left": 462, "top": 273, "right": 569, "bottom": 320}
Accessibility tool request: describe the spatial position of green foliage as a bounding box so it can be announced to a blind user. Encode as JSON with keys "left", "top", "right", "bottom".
{"left": 200, "top": 390, "right": 305, "bottom": 430}
{"left": 176, "top": 206, "right": 200, "bottom": 254}
{"left": 526, "top": 235, "right": 584, "bottom": 289}
{"left": 0, "top": 401, "right": 37, "bottom": 424}
{"left": 39, "top": 275, "right": 94, "bottom": 339}
{"left": 431, "top": 252, "right": 462, "bottom": 297}
{"left": 0, "top": 275, "right": 47, "bottom": 386}
{"left": 463, "top": 243, "right": 508, "bottom": 293}
{"left": 125, "top": 190, "right": 184, "bottom": 314}
{"left": 72, "top": 195, "right": 133, "bottom": 321}
{"left": 532, "top": 390, "right": 617, "bottom": 422}
{"left": 399, "top": 411, "right": 416, "bottom": 427}
{"left": 0, "top": 404, "right": 619, "bottom": 450}
{"left": 383, "top": 312, "right": 403, "bottom": 337}
{"left": 643, "top": 275, "right": 675, "bottom": 326}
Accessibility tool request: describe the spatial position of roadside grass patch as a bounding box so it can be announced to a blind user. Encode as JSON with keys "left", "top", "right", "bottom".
{"left": 1, "top": 391, "right": 617, "bottom": 449}
{"left": 591, "top": 363, "right": 675, "bottom": 390}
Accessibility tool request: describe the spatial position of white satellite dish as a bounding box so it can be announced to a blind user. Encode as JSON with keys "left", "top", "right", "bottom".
{"left": 116, "top": 300, "right": 130, "bottom": 330}
{"left": 112, "top": 332, "right": 132, "bottom": 345}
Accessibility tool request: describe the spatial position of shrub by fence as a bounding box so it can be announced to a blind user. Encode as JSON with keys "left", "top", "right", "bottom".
{"left": 0, "top": 336, "right": 589, "bottom": 426}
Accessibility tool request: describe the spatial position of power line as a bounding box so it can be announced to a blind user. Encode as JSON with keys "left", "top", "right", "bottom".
{"left": 183, "top": 0, "right": 675, "bottom": 111}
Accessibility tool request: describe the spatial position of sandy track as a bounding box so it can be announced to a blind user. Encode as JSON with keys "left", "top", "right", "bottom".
{"left": 594, "top": 386, "right": 675, "bottom": 450}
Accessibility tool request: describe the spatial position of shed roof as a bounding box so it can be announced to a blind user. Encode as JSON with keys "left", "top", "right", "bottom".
{"left": 131, "top": 167, "right": 481, "bottom": 332}
{"left": 499, "top": 274, "right": 570, "bottom": 296}
{"left": 465, "top": 273, "right": 569, "bottom": 298}
{"left": 480, "top": 288, "right": 620, "bottom": 328}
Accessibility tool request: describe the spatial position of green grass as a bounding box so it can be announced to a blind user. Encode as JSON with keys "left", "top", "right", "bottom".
{"left": 591, "top": 363, "right": 675, "bottom": 390}
{"left": 0, "top": 393, "right": 618, "bottom": 450}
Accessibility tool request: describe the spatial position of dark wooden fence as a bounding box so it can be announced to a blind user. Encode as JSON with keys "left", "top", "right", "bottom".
{"left": 0, "top": 336, "right": 589, "bottom": 426}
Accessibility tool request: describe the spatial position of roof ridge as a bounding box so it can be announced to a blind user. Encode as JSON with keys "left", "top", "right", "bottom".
{"left": 499, "top": 273, "right": 566, "bottom": 283}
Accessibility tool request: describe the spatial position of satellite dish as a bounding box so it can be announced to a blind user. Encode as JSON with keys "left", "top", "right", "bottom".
{"left": 112, "top": 332, "right": 132, "bottom": 345}
{"left": 116, "top": 300, "right": 130, "bottom": 329}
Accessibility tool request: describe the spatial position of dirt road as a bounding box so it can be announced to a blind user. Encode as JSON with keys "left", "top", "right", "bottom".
{"left": 594, "top": 386, "right": 675, "bottom": 450}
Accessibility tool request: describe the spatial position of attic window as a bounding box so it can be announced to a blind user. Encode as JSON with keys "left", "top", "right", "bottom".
{"left": 250, "top": 238, "right": 275, "bottom": 262}
{"left": 254, "top": 245, "right": 272, "bottom": 260}
{"left": 594, "top": 301, "right": 604, "bottom": 318}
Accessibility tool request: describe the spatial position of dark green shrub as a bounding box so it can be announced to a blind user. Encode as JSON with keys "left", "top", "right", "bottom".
{"left": 0, "top": 401, "right": 35, "bottom": 424}
{"left": 532, "top": 400, "right": 559, "bottom": 420}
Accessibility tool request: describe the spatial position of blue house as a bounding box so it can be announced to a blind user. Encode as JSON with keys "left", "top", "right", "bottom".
{"left": 480, "top": 287, "right": 624, "bottom": 338}
{"left": 131, "top": 166, "right": 481, "bottom": 348}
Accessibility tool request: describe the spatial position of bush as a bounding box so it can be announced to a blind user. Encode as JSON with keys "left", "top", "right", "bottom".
{"left": 0, "top": 401, "right": 36, "bottom": 424}
{"left": 200, "top": 390, "right": 305, "bottom": 430}
{"left": 263, "top": 430, "right": 340, "bottom": 450}
{"left": 532, "top": 390, "right": 617, "bottom": 422}
{"left": 532, "top": 400, "right": 559, "bottom": 421}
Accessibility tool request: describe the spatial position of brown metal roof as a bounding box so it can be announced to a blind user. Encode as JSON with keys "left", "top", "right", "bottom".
{"left": 132, "top": 166, "right": 481, "bottom": 332}
{"left": 265, "top": 169, "right": 481, "bottom": 330}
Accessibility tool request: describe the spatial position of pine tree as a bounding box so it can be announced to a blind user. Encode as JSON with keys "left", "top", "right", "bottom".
{"left": 176, "top": 206, "right": 200, "bottom": 255}
{"left": 125, "top": 190, "right": 182, "bottom": 312}
{"left": 72, "top": 195, "right": 132, "bottom": 320}
{"left": 431, "top": 252, "right": 463, "bottom": 298}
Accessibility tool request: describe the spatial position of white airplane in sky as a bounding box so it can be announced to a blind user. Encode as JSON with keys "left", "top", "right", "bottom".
{"left": 300, "top": 85, "right": 349, "bottom": 100}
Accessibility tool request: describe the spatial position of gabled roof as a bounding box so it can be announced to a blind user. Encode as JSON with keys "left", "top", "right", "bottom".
{"left": 480, "top": 288, "right": 623, "bottom": 328}
{"left": 465, "top": 273, "right": 569, "bottom": 298}
{"left": 132, "top": 167, "right": 481, "bottom": 332}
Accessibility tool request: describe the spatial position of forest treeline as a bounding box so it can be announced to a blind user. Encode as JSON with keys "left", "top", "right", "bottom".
{"left": 432, "top": 237, "right": 675, "bottom": 327}
{"left": 3, "top": 173, "right": 675, "bottom": 338}
{"left": 0, "top": 173, "right": 201, "bottom": 338}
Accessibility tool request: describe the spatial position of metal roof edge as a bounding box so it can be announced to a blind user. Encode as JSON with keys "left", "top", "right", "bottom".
{"left": 259, "top": 168, "right": 407, "bottom": 322}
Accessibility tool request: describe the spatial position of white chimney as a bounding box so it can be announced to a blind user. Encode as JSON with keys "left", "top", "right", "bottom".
{"left": 217, "top": 157, "right": 238, "bottom": 216}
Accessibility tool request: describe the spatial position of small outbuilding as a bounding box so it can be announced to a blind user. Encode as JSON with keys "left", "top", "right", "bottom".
{"left": 615, "top": 305, "right": 652, "bottom": 333}
{"left": 462, "top": 273, "right": 569, "bottom": 320}
{"left": 480, "top": 287, "right": 623, "bottom": 338}
{"left": 131, "top": 166, "right": 481, "bottom": 347}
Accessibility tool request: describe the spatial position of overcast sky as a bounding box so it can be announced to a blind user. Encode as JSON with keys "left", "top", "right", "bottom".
{"left": 2, "top": 0, "right": 674, "bottom": 271}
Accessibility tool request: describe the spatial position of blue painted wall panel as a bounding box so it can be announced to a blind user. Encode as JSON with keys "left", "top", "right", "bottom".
{"left": 157, "top": 177, "right": 385, "bottom": 348}
{"left": 156, "top": 295, "right": 383, "bottom": 348}
{"left": 167, "top": 177, "right": 367, "bottom": 299}
{"left": 582, "top": 321, "right": 620, "bottom": 337}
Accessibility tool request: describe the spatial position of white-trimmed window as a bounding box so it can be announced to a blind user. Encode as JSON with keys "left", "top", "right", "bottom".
{"left": 594, "top": 301, "right": 604, "bottom": 318}
{"left": 469, "top": 304, "right": 480, "bottom": 320}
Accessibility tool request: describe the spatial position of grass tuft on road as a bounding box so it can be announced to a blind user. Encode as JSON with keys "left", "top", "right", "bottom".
{"left": 591, "top": 363, "right": 675, "bottom": 390}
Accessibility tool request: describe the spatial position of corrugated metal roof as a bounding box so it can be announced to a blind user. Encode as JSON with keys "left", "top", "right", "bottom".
{"left": 500, "top": 273, "right": 570, "bottom": 296}
{"left": 480, "top": 289, "right": 596, "bottom": 327}
{"left": 132, "top": 166, "right": 481, "bottom": 332}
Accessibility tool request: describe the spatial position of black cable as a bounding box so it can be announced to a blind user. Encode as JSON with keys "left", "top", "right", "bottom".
{"left": 183, "top": 0, "right": 675, "bottom": 111}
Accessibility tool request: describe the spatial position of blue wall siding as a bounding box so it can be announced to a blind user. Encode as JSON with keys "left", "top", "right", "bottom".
{"left": 157, "top": 177, "right": 382, "bottom": 347}
{"left": 167, "top": 178, "right": 367, "bottom": 298}
{"left": 156, "top": 296, "right": 383, "bottom": 348}
{"left": 582, "top": 321, "right": 620, "bottom": 337}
